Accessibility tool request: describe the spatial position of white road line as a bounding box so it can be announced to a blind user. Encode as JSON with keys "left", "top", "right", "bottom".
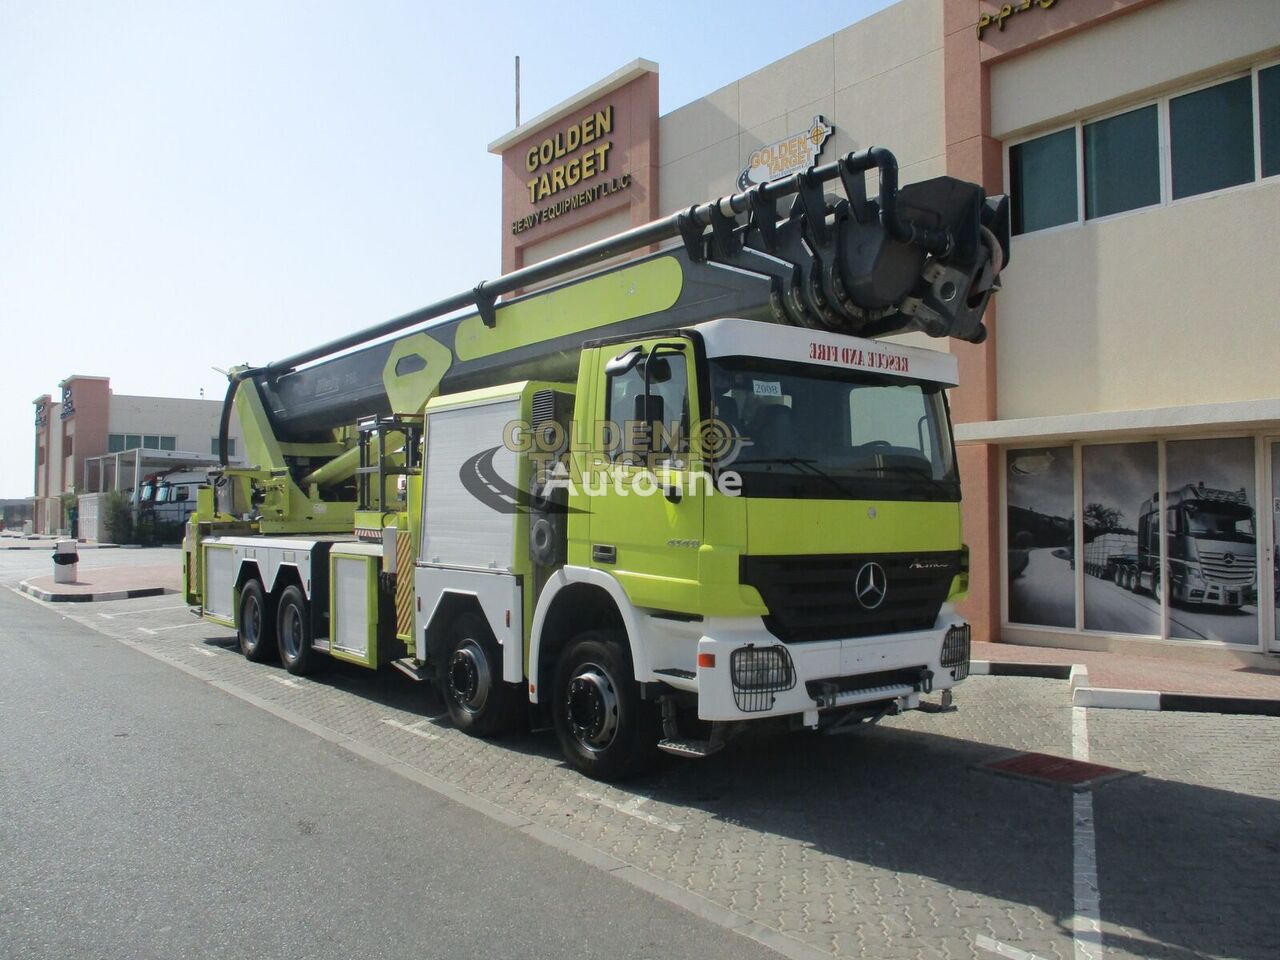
{"left": 99, "top": 604, "right": 190, "bottom": 620}
{"left": 189, "top": 646, "right": 217, "bottom": 657}
{"left": 136, "top": 622, "right": 202, "bottom": 635}
{"left": 268, "top": 675, "right": 300, "bottom": 688}
{"left": 576, "top": 791, "right": 683, "bottom": 833}
{"left": 975, "top": 934, "right": 1052, "bottom": 960}
{"left": 1071, "top": 706, "right": 1103, "bottom": 960}
{"left": 379, "top": 717, "right": 442, "bottom": 741}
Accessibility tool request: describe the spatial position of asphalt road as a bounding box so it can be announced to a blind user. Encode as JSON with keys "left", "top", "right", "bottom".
{"left": 0, "top": 585, "right": 781, "bottom": 960}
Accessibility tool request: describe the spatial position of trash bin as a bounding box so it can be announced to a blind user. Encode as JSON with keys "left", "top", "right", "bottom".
{"left": 53, "top": 539, "right": 78, "bottom": 584}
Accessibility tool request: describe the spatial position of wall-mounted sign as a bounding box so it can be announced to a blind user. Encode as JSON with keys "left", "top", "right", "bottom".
{"left": 512, "top": 104, "right": 632, "bottom": 236}
{"left": 978, "top": 0, "right": 1059, "bottom": 39}
{"left": 60, "top": 386, "right": 74, "bottom": 419}
{"left": 34, "top": 401, "right": 47, "bottom": 428}
{"left": 737, "top": 117, "right": 833, "bottom": 191}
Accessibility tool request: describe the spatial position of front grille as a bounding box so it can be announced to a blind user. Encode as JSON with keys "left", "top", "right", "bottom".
{"left": 941, "top": 623, "right": 970, "bottom": 679}
{"left": 740, "top": 551, "right": 960, "bottom": 643}
{"left": 1196, "top": 552, "right": 1254, "bottom": 583}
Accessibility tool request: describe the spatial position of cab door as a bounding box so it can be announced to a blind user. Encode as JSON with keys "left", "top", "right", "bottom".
{"left": 584, "top": 337, "right": 704, "bottom": 613}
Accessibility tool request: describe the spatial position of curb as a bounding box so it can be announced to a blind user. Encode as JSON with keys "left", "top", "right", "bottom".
{"left": 17, "top": 581, "right": 174, "bottom": 603}
{"left": 0, "top": 543, "right": 120, "bottom": 551}
{"left": 970, "top": 660, "right": 1280, "bottom": 717}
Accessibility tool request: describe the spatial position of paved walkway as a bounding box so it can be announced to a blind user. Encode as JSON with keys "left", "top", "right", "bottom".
{"left": 19, "top": 562, "right": 179, "bottom": 602}
{"left": 976, "top": 639, "right": 1280, "bottom": 700}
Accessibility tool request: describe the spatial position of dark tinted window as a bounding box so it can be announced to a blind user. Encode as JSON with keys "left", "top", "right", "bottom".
{"left": 1009, "top": 128, "right": 1078, "bottom": 235}
{"left": 1170, "top": 76, "right": 1255, "bottom": 199}
{"left": 1084, "top": 105, "right": 1160, "bottom": 219}
{"left": 1260, "top": 64, "right": 1280, "bottom": 178}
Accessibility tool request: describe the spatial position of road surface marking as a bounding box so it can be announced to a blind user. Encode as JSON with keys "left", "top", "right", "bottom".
{"left": 379, "top": 717, "right": 442, "bottom": 741}
{"left": 188, "top": 646, "right": 217, "bottom": 657}
{"left": 99, "top": 604, "right": 189, "bottom": 620}
{"left": 268, "top": 675, "right": 300, "bottom": 688}
{"left": 975, "top": 935, "right": 1052, "bottom": 960}
{"left": 576, "top": 791, "right": 683, "bottom": 833}
{"left": 1071, "top": 706, "right": 1103, "bottom": 960}
{"left": 137, "top": 622, "right": 202, "bottom": 635}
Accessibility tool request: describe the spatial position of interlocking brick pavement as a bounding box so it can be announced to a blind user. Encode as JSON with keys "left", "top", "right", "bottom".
{"left": 27, "top": 590, "right": 1280, "bottom": 960}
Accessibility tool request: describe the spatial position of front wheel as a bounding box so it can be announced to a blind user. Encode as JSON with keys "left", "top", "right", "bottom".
{"left": 277, "top": 585, "right": 322, "bottom": 676}
{"left": 439, "top": 612, "right": 522, "bottom": 738}
{"left": 552, "top": 630, "right": 659, "bottom": 782}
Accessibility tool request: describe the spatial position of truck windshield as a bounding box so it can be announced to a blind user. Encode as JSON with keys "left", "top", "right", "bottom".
{"left": 1182, "top": 504, "right": 1254, "bottom": 542}
{"left": 139, "top": 483, "right": 155, "bottom": 503}
{"left": 708, "top": 356, "right": 958, "bottom": 502}
{"left": 155, "top": 485, "right": 171, "bottom": 503}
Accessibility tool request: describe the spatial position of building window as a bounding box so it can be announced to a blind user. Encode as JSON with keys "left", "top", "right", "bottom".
{"left": 1009, "top": 63, "right": 1280, "bottom": 235}
{"left": 212, "top": 438, "right": 236, "bottom": 457}
{"left": 1260, "top": 63, "right": 1280, "bottom": 178}
{"left": 1004, "top": 437, "right": 1264, "bottom": 648}
{"left": 108, "top": 434, "right": 125, "bottom": 453}
{"left": 1009, "top": 129, "right": 1077, "bottom": 235}
{"left": 1169, "top": 76, "right": 1255, "bottom": 200}
{"left": 1006, "top": 446, "right": 1076, "bottom": 629}
{"left": 1084, "top": 105, "right": 1160, "bottom": 219}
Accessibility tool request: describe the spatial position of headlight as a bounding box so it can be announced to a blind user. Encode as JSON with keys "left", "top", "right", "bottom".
{"left": 729, "top": 645, "right": 796, "bottom": 712}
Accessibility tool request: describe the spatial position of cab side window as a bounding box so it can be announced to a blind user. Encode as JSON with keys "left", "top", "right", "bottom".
{"left": 604, "top": 352, "right": 690, "bottom": 463}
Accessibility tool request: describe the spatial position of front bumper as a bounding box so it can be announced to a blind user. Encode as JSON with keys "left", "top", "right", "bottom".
{"left": 693, "top": 606, "right": 970, "bottom": 722}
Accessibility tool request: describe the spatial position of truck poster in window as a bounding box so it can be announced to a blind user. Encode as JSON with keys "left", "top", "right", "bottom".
{"left": 1082, "top": 443, "right": 1160, "bottom": 635}
{"left": 1165, "top": 438, "right": 1258, "bottom": 646}
{"left": 1007, "top": 446, "right": 1075, "bottom": 628}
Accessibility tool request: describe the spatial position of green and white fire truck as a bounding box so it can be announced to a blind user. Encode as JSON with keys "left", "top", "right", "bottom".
{"left": 183, "top": 148, "right": 1010, "bottom": 780}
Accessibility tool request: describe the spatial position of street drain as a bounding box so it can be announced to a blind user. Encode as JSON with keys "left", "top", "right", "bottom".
{"left": 982, "top": 751, "right": 1132, "bottom": 789}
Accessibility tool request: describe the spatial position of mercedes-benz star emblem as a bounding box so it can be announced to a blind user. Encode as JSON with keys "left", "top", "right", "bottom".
{"left": 1223, "top": 553, "right": 1235, "bottom": 566}
{"left": 855, "top": 562, "right": 887, "bottom": 610}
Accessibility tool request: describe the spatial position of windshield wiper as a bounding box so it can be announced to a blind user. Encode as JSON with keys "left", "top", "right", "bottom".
{"left": 852, "top": 461, "right": 956, "bottom": 497}
{"left": 733, "top": 457, "right": 858, "bottom": 498}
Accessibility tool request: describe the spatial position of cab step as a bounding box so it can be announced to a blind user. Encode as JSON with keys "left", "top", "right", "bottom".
{"left": 657, "top": 737, "right": 725, "bottom": 759}
{"left": 391, "top": 658, "right": 427, "bottom": 682}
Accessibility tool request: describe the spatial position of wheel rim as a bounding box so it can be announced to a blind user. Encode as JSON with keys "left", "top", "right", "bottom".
{"left": 447, "top": 639, "right": 491, "bottom": 715}
{"left": 243, "top": 597, "right": 261, "bottom": 648}
{"left": 281, "top": 605, "right": 303, "bottom": 660}
{"left": 565, "top": 663, "right": 620, "bottom": 753}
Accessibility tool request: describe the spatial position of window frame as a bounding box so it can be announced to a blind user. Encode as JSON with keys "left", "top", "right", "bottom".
{"left": 1000, "top": 431, "right": 1268, "bottom": 652}
{"left": 1004, "top": 61, "right": 1280, "bottom": 236}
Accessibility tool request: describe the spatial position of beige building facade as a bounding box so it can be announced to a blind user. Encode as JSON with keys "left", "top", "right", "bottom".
{"left": 489, "top": 0, "right": 1280, "bottom": 663}
{"left": 31, "top": 377, "right": 244, "bottom": 535}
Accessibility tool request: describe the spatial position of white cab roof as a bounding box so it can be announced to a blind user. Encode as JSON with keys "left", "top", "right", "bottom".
{"left": 693, "top": 318, "right": 958, "bottom": 387}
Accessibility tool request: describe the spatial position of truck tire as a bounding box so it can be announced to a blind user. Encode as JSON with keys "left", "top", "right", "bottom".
{"left": 277, "top": 585, "right": 322, "bottom": 676}
{"left": 552, "top": 630, "right": 659, "bottom": 782}
{"left": 237, "top": 579, "right": 275, "bottom": 662}
{"left": 439, "top": 612, "right": 522, "bottom": 738}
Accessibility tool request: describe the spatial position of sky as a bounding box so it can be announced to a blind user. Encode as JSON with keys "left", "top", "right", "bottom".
{"left": 0, "top": 0, "right": 899, "bottom": 498}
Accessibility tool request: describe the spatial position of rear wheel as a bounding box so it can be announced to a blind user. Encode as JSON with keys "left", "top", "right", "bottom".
{"left": 277, "top": 585, "right": 322, "bottom": 675}
{"left": 439, "top": 612, "right": 522, "bottom": 738}
{"left": 552, "top": 630, "right": 659, "bottom": 782}
{"left": 237, "top": 579, "right": 275, "bottom": 662}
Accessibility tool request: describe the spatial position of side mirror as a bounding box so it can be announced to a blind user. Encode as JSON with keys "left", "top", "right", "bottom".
{"left": 632, "top": 391, "right": 665, "bottom": 455}
{"left": 605, "top": 346, "right": 644, "bottom": 376}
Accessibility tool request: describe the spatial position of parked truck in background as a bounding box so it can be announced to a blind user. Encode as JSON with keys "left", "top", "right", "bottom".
{"left": 182, "top": 148, "right": 1011, "bottom": 779}
{"left": 1110, "top": 483, "right": 1257, "bottom": 609}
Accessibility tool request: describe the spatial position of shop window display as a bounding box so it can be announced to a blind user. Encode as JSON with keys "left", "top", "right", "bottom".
{"left": 1006, "top": 447, "right": 1076, "bottom": 628}
{"left": 1082, "top": 443, "right": 1160, "bottom": 635}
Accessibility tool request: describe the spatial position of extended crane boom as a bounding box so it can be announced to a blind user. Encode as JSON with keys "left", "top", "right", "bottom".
{"left": 220, "top": 148, "right": 1008, "bottom": 460}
